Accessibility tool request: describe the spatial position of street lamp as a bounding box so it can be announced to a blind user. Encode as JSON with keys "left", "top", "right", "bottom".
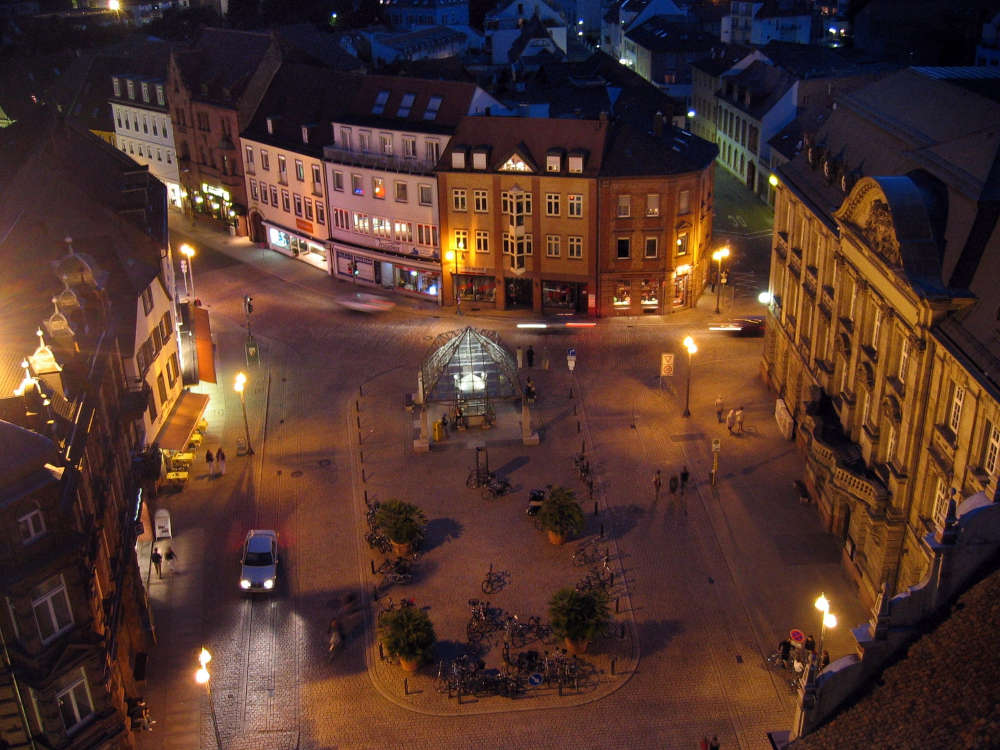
{"left": 195, "top": 647, "right": 223, "bottom": 750}
{"left": 179, "top": 243, "right": 196, "bottom": 301}
{"left": 682, "top": 336, "right": 697, "bottom": 417}
{"left": 234, "top": 372, "right": 255, "bottom": 455}
{"left": 445, "top": 248, "right": 461, "bottom": 314}
{"left": 713, "top": 246, "right": 730, "bottom": 314}
{"left": 814, "top": 593, "right": 837, "bottom": 665}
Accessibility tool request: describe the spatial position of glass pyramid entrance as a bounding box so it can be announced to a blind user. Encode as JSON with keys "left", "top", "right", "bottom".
{"left": 421, "top": 327, "right": 521, "bottom": 403}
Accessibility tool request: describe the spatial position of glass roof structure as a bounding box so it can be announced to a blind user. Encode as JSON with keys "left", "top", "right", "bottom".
{"left": 421, "top": 327, "right": 521, "bottom": 403}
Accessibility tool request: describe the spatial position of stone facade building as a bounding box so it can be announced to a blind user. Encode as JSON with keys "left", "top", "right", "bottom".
{"left": 762, "top": 68, "right": 1000, "bottom": 606}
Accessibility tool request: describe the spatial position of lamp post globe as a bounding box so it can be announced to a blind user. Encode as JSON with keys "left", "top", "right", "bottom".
{"left": 682, "top": 336, "right": 697, "bottom": 417}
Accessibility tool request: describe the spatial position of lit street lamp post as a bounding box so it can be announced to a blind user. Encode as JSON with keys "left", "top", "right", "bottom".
{"left": 195, "top": 647, "right": 223, "bottom": 750}
{"left": 814, "top": 593, "right": 837, "bottom": 665}
{"left": 180, "top": 243, "right": 196, "bottom": 301}
{"left": 234, "top": 372, "right": 255, "bottom": 455}
{"left": 682, "top": 336, "right": 697, "bottom": 417}
{"left": 445, "top": 248, "right": 461, "bottom": 315}
{"left": 713, "top": 246, "right": 730, "bottom": 314}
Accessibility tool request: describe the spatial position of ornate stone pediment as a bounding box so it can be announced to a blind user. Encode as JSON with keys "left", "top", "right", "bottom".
{"left": 863, "top": 199, "right": 901, "bottom": 266}
{"left": 834, "top": 179, "right": 903, "bottom": 268}
{"left": 881, "top": 393, "right": 902, "bottom": 424}
{"left": 856, "top": 360, "right": 875, "bottom": 389}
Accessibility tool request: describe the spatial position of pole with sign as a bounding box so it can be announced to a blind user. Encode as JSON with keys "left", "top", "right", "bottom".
{"left": 711, "top": 438, "right": 721, "bottom": 486}
{"left": 659, "top": 353, "right": 674, "bottom": 391}
{"left": 567, "top": 347, "right": 577, "bottom": 372}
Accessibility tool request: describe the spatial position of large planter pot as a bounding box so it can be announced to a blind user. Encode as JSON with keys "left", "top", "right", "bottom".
{"left": 564, "top": 637, "right": 589, "bottom": 655}
{"left": 399, "top": 656, "right": 420, "bottom": 672}
{"left": 546, "top": 530, "right": 566, "bottom": 546}
{"left": 391, "top": 540, "right": 413, "bottom": 557}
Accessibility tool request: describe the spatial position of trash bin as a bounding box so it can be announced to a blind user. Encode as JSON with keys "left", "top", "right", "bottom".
{"left": 433, "top": 421, "right": 444, "bottom": 442}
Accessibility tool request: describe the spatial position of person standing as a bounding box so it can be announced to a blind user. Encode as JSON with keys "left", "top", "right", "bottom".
{"left": 715, "top": 395, "right": 724, "bottom": 423}
{"left": 205, "top": 449, "right": 215, "bottom": 478}
{"left": 526, "top": 345, "right": 535, "bottom": 367}
{"left": 653, "top": 470, "right": 662, "bottom": 501}
{"left": 726, "top": 409, "right": 736, "bottom": 433}
{"left": 516, "top": 346, "right": 524, "bottom": 368}
{"left": 709, "top": 736, "right": 721, "bottom": 750}
{"left": 734, "top": 407, "right": 745, "bottom": 435}
{"left": 165, "top": 547, "right": 178, "bottom": 575}
{"left": 669, "top": 474, "right": 679, "bottom": 496}
{"left": 216, "top": 447, "right": 226, "bottom": 475}
{"left": 680, "top": 465, "right": 690, "bottom": 492}
{"left": 150, "top": 548, "right": 163, "bottom": 579}
{"left": 804, "top": 633, "right": 816, "bottom": 656}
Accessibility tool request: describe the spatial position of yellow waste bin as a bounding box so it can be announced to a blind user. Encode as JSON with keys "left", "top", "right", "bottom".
{"left": 433, "top": 421, "right": 444, "bottom": 442}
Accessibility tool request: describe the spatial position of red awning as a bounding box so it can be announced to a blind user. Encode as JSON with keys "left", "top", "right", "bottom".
{"left": 191, "top": 305, "right": 216, "bottom": 384}
{"left": 153, "top": 390, "right": 210, "bottom": 451}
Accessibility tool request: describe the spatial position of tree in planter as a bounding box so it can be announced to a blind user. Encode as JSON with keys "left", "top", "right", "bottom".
{"left": 537, "top": 486, "right": 585, "bottom": 544}
{"left": 374, "top": 499, "right": 426, "bottom": 552}
{"left": 548, "top": 586, "right": 610, "bottom": 653}
{"left": 377, "top": 606, "right": 436, "bottom": 670}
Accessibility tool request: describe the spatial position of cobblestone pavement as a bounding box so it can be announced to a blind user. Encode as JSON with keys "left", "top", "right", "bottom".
{"left": 138, "top": 214, "right": 868, "bottom": 750}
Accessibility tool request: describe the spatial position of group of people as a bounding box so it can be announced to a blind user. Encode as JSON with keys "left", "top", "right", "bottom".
{"left": 204, "top": 447, "right": 227, "bottom": 478}
{"left": 777, "top": 635, "right": 831, "bottom": 672}
{"left": 653, "top": 466, "right": 690, "bottom": 500}
{"left": 715, "top": 396, "right": 745, "bottom": 434}
{"left": 149, "top": 546, "right": 178, "bottom": 579}
{"left": 440, "top": 406, "right": 468, "bottom": 436}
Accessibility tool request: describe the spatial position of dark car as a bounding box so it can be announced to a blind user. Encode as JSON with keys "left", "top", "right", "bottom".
{"left": 709, "top": 316, "right": 765, "bottom": 337}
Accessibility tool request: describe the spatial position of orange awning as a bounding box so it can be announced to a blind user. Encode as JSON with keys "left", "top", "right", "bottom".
{"left": 153, "top": 390, "right": 210, "bottom": 452}
{"left": 192, "top": 305, "right": 216, "bottom": 384}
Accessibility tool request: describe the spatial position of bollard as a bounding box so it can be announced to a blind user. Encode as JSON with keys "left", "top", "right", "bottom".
{"left": 593, "top": 501, "right": 598, "bottom": 516}
{"left": 360, "top": 450, "right": 364, "bottom": 464}
{"left": 364, "top": 489, "right": 368, "bottom": 503}
{"left": 581, "top": 440, "right": 586, "bottom": 453}
{"left": 611, "top": 658, "right": 616, "bottom": 676}
{"left": 358, "top": 430, "right": 363, "bottom": 445}
{"left": 569, "top": 387, "right": 574, "bottom": 399}
{"left": 357, "top": 415, "right": 361, "bottom": 429}
{"left": 573, "top": 403, "right": 577, "bottom": 416}
{"left": 600, "top": 523, "right": 604, "bottom": 538}
{"left": 360, "top": 385, "right": 364, "bottom": 397}
{"left": 362, "top": 467, "right": 366, "bottom": 482}
{"left": 615, "top": 596, "right": 620, "bottom": 614}
{"left": 370, "top": 560, "right": 376, "bottom": 574}
{"left": 378, "top": 642, "right": 384, "bottom": 660}
{"left": 619, "top": 623, "right": 625, "bottom": 639}
{"left": 404, "top": 678, "right": 409, "bottom": 695}
{"left": 577, "top": 421, "right": 581, "bottom": 433}
{"left": 356, "top": 400, "right": 360, "bottom": 413}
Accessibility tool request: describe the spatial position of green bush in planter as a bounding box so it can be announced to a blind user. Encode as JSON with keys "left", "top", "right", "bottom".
{"left": 537, "top": 486, "right": 585, "bottom": 539}
{"left": 377, "top": 606, "right": 436, "bottom": 664}
{"left": 374, "top": 499, "right": 427, "bottom": 546}
{"left": 548, "top": 587, "right": 610, "bottom": 644}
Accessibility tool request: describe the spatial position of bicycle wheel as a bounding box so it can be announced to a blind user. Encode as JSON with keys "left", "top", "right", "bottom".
{"left": 482, "top": 578, "right": 496, "bottom": 595}
{"left": 467, "top": 621, "right": 485, "bottom": 643}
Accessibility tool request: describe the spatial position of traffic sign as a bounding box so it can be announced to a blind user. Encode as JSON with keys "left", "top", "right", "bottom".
{"left": 528, "top": 673, "right": 543, "bottom": 686}
{"left": 712, "top": 439, "right": 721, "bottom": 453}
{"left": 660, "top": 353, "right": 674, "bottom": 376}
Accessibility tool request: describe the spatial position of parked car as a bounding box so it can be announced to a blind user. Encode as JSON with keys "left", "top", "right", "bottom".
{"left": 240, "top": 530, "right": 278, "bottom": 593}
{"left": 709, "top": 316, "right": 765, "bottom": 337}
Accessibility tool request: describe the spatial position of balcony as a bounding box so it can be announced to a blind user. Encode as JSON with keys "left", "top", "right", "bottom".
{"left": 322, "top": 146, "right": 437, "bottom": 175}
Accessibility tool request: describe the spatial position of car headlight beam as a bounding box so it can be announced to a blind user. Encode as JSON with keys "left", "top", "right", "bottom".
{"left": 263, "top": 578, "right": 274, "bottom": 589}
{"left": 240, "top": 579, "right": 251, "bottom": 589}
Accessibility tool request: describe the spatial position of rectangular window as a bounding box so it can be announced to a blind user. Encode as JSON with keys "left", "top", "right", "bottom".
{"left": 249, "top": 179, "right": 258, "bottom": 201}
{"left": 933, "top": 477, "right": 950, "bottom": 529}
{"left": 18, "top": 509, "right": 45, "bottom": 543}
{"left": 985, "top": 422, "right": 1000, "bottom": 476}
{"left": 269, "top": 185, "right": 278, "bottom": 206}
{"left": 32, "top": 575, "right": 73, "bottom": 643}
{"left": 568, "top": 194, "right": 583, "bottom": 217}
{"left": 646, "top": 193, "right": 660, "bottom": 217}
{"left": 141, "top": 286, "right": 153, "bottom": 315}
{"left": 454, "top": 229, "right": 468, "bottom": 250}
{"left": 57, "top": 671, "right": 94, "bottom": 734}
{"left": 417, "top": 224, "right": 439, "bottom": 246}
{"left": 140, "top": 81, "right": 149, "bottom": 102}
{"left": 372, "top": 176, "right": 386, "bottom": 199}
{"left": 359, "top": 132, "right": 370, "bottom": 153}
{"left": 281, "top": 189, "right": 290, "bottom": 212}
{"left": 260, "top": 150, "right": 270, "bottom": 171}
{"left": 678, "top": 189, "right": 691, "bottom": 214}
{"left": 861, "top": 390, "right": 871, "bottom": 426}
{"left": 546, "top": 154, "right": 561, "bottom": 172}
{"left": 617, "top": 194, "right": 631, "bottom": 217}
{"left": 293, "top": 194, "right": 303, "bottom": 217}
{"left": 402, "top": 136, "right": 417, "bottom": 158}
{"left": 473, "top": 190, "right": 488, "bottom": 213}
{"left": 423, "top": 95, "right": 443, "bottom": 120}
{"left": 372, "top": 216, "right": 391, "bottom": 238}
{"left": 372, "top": 89, "right": 390, "bottom": 114}
{"left": 339, "top": 127, "right": 351, "bottom": 150}
{"left": 333, "top": 208, "right": 349, "bottom": 230}
{"left": 950, "top": 384, "right": 965, "bottom": 433}
{"left": 380, "top": 133, "right": 392, "bottom": 155}
{"left": 546, "top": 193, "right": 561, "bottom": 216}
{"left": 546, "top": 234, "right": 561, "bottom": 257}
{"left": 245, "top": 146, "right": 255, "bottom": 171}
{"left": 568, "top": 154, "right": 583, "bottom": 173}
{"left": 871, "top": 309, "right": 881, "bottom": 352}
{"left": 351, "top": 174, "right": 364, "bottom": 196}
{"left": 156, "top": 84, "right": 165, "bottom": 105}
{"left": 899, "top": 337, "right": 910, "bottom": 382}
{"left": 316, "top": 203, "right": 326, "bottom": 225}
{"left": 426, "top": 140, "right": 440, "bottom": 163}
{"left": 352, "top": 212, "right": 369, "bottom": 233}
{"left": 568, "top": 236, "right": 583, "bottom": 258}
{"left": 644, "top": 237, "right": 658, "bottom": 258}
{"left": 277, "top": 154, "right": 287, "bottom": 182}
{"left": 295, "top": 159, "right": 304, "bottom": 181}
{"left": 452, "top": 189, "right": 467, "bottom": 211}
{"left": 112, "top": 77, "right": 121, "bottom": 97}
{"left": 885, "top": 423, "right": 896, "bottom": 465}
{"left": 397, "top": 92, "right": 415, "bottom": 117}
{"left": 848, "top": 282, "right": 857, "bottom": 319}
{"left": 312, "top": 164, "right": 322, "bottom": 190}
{"left": 395, "top": 181, "right": 408, "bottom": 202}
{"left": 394, "top": 221, "right": 413, "bottom": 242}
{"left": 616, "top": 238, "right": 630, "bottom": 259}
{"left": 419, "top": 184, "right": 433, "bottom": 206}
{"left": 333, "top": 171, "right": 344, "bottom": 191}
{"left": 676, "top": 232, "right": 689, "bottom": 255}
{"left": 475, "top": 230, "right": 490, "bottom": 253}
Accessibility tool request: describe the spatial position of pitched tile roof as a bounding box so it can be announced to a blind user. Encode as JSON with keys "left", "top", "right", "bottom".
{"left": 691, "top": 43, "right": 755, "bottom": 77}
{"left": 625, "top": 18, "right": 717, "bottom": 54}
{"left": 600, "top": 119, "right": 717, "bottom": 177}
{"left": 791, "top": 563, "right": 1000, "bottom": 750}
{"left": 440, "top": 116, "right": 609, "bottom": 176}
{"left": 172, "top": 28, "right": 275, "bottom": 105}
{"left": 720, "top": 59, "right": 796, "bottom": 120}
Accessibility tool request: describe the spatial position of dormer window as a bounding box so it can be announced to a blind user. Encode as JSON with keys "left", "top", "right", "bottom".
{"left": 302, "top": 125, "right": 309, "bottom": 143}
{"left": 141, "top": 82, "right": 150, "bottom": 102}
{"left": 267, "top": 117, "right": 276, "bottom": 135}
{"left": 126, "top": 79, "right": 135, "bottom": 99}
{"left": 372, "top": 89, "right": 390, "bottom": 115}
{"left": 112, "top": 77, "right": 121, "bottom": 97}
{"left": 472, "top": 150, "right": 488, "bottom": 170}
{"left": 424, "top": 95, "right": 443, "bottom": 120}
{"left": 156, "top": 84, "right": 165, "bottom": 106}
{"left": 397, "top": 92, "right": 416, "bottom": 118}
{"left": 546, "top": 152, "right": 562, "bottom": 172}
{"left": 451, "top": 149, "right": 467, "bottom": 169}
{"left": 568, "top": 154, "right": 584, "bottom": 173}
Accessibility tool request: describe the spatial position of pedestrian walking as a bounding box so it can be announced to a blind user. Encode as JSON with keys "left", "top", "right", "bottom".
{"left": 669, "top": 474, "right": 679, "bottom": 496}
{"left": 440, "top": 413, "right": 449, "bottom": 437}
{"left": 726, "top": 409, "right": 735, "bottom": 433}
{"left": 804, "top": 633, "right": 816, "bottom": 655}
{"left": 653, "top": 469, "right": 662, "bottom": 501}
{"left": 715, "top": 395, "right": 724, "bottom": 423}
{"left": 205, "top": 449, "right": 215, "bottom": 478}
{"left": 734, "top": 407, "right": 745, "bottom": 435}
{"left": 526, "top": 345, "right": 535, "bottom": 367}
{"left": 516, "top": 346, "right": 524, "bottom": 368}
{"left": 680, "top": 465, "right": 690, "bottom": 491}
{"left": 216, "top": 447, "right": 226, "bottom": 475}
{"left": 165, "top": 546, "right": 178, "bottom": 574}
{"left": 709, "top": 736, "right": 721, "bottom": 750}
{"left": 150, "top": 548, "right": 163, "bottom": 579}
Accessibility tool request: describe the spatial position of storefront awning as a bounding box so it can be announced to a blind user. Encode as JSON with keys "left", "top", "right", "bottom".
{"left": 153, "top": 390, "right": 210, "bottom": 452}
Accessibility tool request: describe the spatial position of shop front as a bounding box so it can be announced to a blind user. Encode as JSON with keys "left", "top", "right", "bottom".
{"left": 189, "top": 182, "right": 239, "bottom": 226}
{"left": 264, "top": 219, "right": 330, "bottom": 272}
{"left": 542, "top": 280, "right": 588, "bottom": 314}
{"left": 608, "top": 276, "right": 666, "bottom": 315}
{"left": 333, "top": 244, "right": 441, "bottom": 303}
{"left": 503, "top": 277, "right": 532, "bottom": 309}
{"left": 455, "top": 274, "right": 497, "bottom": 303}
{"left": 672, "top": 264, "right": 693, "bottom": 309}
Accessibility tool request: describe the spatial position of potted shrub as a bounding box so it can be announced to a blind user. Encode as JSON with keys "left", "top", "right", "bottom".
{"left": 537, "top": 486, "right": 584, "bottom": 545}
{"left": 548, "top": 586, "right": 610, "bottom": 654}
{"left": 377, "top": 606, "right": 436, "bottom": 671}
{"left": 374, "top": 499, "right": 426, "bottom": 556}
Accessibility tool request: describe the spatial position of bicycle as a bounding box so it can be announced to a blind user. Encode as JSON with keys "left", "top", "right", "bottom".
{"left": 503, "top": 614, "right": 532, "bottom": 648}
{"left": 481, "top": 562, "right": 509, "bottom": 594}
{"left": 571, "top": 540, "right": 606, "bottom": 567}
{"left": 466, "top": 598, "right": 501, "bottom": 643}
{"left": 376, "top": 557, "right": 414, "bottom": 586}
{"left": 365, "top": 530, "right": 391, "bottom": 553}
{"left": 481, "top": 475, "right": 512, "bottom": 500}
